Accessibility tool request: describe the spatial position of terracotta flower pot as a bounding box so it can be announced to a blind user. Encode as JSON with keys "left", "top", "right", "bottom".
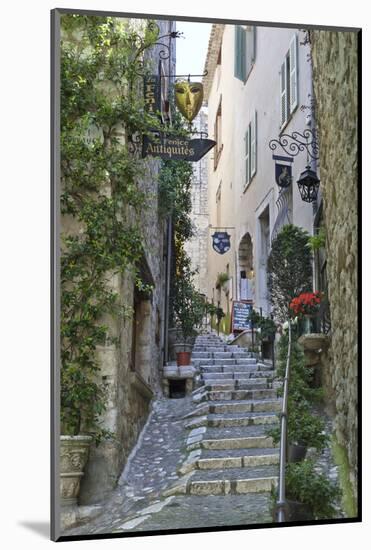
{"left": 176, "top": 351, "right": 191, "bottom": 366}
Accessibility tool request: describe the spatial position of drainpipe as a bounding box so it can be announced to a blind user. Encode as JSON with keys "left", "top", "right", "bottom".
{"left": 163, "top": 216, "right": 173, "bottom": 364}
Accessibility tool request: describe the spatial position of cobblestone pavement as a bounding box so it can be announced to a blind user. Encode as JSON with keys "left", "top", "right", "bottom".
{"left": 66, "top": 395, "right": 195, "bottom": 536}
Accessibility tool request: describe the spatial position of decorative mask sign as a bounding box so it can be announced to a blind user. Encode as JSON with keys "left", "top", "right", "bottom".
{"left": 212, "top": 232, "right": 231, "bottom": 255}
{"left": 174, "top": 81, "right": 204, "bottom": 122}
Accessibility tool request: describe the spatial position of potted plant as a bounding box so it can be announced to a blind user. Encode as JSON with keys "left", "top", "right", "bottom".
{"left": 215, "top": 272, "right": 230, "bottom": 290}
{"left": 60, "top": 346, "right": 112, "bottom": 505}
{"left": 289, "top": 291, "right": 323, "bottom": 335}
{"left": 281, "top": 460, "right": 340, "bottom": 521}
{"left": 172, "top": 278, "right": 205, "bottom": 366}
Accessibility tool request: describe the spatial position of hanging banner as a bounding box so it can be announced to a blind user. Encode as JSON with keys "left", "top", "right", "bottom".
{"left": 143, "top": 75, "right": 161, "bottom": 115}
{"left": 211, "top": 232, "right": 231, "bottom": 255}
{"left": 142, "top": 133, "right": 216, "bottom": 162}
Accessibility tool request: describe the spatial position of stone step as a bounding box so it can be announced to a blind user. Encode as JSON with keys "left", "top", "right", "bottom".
{"left": 192, "top": 346, "right": 245, "bottom": 353}
{"left": 207, "top": 412, "right": 278, "bottom": 428}
{"left": 192, "top": 352, "right": 252, "bottom": 359}
{"left": 194, "top": 358, "right": 258, "bottom": 367}
{"left": 209, "top": 399, "right": 282, "bottom": 414}
{"left": 200, "top": 365, "right": 259, "bottom": 372}
{"left": 205, "top": 378, "right": 268, "bottom": 391}
{"left": 200, "top": 374, "right": 274, "bottom": 382}
{"left": 197, "top": 451, "right": 279, "bottom": 470}
{"left": 207, "top": 388, "right": 278, "bottom": 401}
{"left": 205, "top": 381, "right": 269, "bottom": 391}
{"left": 205, "top": 424, "right": 272, "bottom": 440}
{"left": 187, "top": 466, "right": 278, "bottom": 495}
{"left": 202, "top": 433, "right": 274, "bottom": 451}
{"left": 202, "top": 371, "right": 269, "bottom": 380}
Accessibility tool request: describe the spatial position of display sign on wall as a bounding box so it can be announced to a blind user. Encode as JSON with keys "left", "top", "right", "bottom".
{"left": 231, "top": 300, "right": 253, "bottom": 332}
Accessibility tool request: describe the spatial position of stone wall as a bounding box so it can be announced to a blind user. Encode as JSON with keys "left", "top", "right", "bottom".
{"left": 310, "top": 30, "right": 358, "bottom": 502}
{"left": 184, "top": 109, "right": 210, "bottom": 297}
{"left": 62, "top": 18, "right": 174, "bottom": 505}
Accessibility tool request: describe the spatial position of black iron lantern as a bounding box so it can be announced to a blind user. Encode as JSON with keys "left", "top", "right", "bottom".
{"left": 296, "top": 165, "right": 320, "bottom": 203}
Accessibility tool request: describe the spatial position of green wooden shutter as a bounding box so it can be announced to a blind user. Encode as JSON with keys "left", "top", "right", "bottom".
{"left": 289, "top": 34, "right": 298, "bottom": 113}
{"left": 280, "top": 60, "right": 287, "bottom": 128}
{"left": 251, "top": 111, "right": 257, "bottom": 177}
{"left": 245, "top": 126, "right": 250, "bottom": 185}
{"left": 234, "top": 26, "right": 246, "bottom": 81}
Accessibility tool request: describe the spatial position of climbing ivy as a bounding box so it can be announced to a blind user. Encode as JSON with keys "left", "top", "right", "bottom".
{"left": 60, "top": 15, "right": 173, "bottom": 442}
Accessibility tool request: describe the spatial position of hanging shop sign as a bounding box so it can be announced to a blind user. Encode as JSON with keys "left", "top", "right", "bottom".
{"left": 231, "top": 301, "right": 253, "bottom": 332}
{"left": 143, "top": 75, "right": 161, "bottom": 115}
{"left": 142, "top": 133, "right": 216, "bottom": 161}
{"left": 174, "top": 81, "right": 204, "bottom": 122}
{"left": 211, "top": 232, "right": 231, "bottom": 255}
{"left": 273, "top": 155, "right": 294, "bottom": 188}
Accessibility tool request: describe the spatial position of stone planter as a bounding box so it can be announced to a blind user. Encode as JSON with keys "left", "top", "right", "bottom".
{"left": 298, "top": 333, "right": 330, "bottom": 352}
{"left": 60, "top": 435, "right": 92, "bottom": 506}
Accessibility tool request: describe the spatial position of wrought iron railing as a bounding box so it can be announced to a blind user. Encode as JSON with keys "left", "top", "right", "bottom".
{"left": 271, "top": 186, "right": 292, "bottom": 244}
{"left": 276, "top": 319, "right": 292, "bottom": 522}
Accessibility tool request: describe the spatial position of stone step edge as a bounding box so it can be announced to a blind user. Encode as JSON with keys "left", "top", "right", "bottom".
{"left": 177, "top": 452, "right": 279, "bottom": 476}
{"left": 163, "top": 473, "right": 278, "bottom": 497}
{"left": 201, "top": 435, "right": 275, "bottom": 450}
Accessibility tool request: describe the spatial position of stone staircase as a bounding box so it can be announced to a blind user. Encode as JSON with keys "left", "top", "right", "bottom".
{"left": 166, "top": 333, "right": 280, "bottom": 498}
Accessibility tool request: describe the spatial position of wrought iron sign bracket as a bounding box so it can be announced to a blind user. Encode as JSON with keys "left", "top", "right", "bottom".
{"left": 268, "top": 128, "right": 319, "bottom": 161}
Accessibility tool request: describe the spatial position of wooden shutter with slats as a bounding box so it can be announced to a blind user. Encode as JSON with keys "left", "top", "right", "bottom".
{"left": 289, "top": 34, "right": 298, "bottom": 113}
{"left": 280, "top": 61, "right": 287, "bottom": 128}
{"left": 251, "top": 111, "right": 257, "bottom": 177}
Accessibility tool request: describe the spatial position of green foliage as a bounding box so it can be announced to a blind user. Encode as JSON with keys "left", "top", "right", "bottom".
{"left": 306, "top": 227, "right": 326, "bottom": 251}
{"left": 172, "top": 249, "right": 205, "bottom": 340}
{"left": 285, "top": 460, "right": 341, "bottom": 519}
{"left": 256, "top": 316, "right": 276, "bottom": 341}
{"left": 267, "top": 331, "right": 327, "bottom": 450}
{"left": 60, "top": 15, "right": 167, "bottom": 442}
{"left": 215, "top": 272, "right": 230, "bottom": 289}
{"left": 247, "top": 309, "right": 261, "bottom": 326}
{"left": 267, "top": 224, "right": 313, "bottom": 322}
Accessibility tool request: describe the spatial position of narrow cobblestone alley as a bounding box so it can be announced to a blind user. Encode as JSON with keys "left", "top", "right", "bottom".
{"left": 65, "top": 334, "right": 281, "bottom": 535}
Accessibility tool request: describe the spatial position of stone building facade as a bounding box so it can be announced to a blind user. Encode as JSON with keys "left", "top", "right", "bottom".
{"left": 310, "top": 30, "right": 359, "bottom": 505}
{"left": 184, "top": 109, "right": 209, "bottom": 297}
{"left": 60, "top": 17, "right": 177, "bottom": 506}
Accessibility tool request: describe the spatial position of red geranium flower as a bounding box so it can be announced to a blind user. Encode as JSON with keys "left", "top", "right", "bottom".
{"left": 289, "top": 291, "right": 323, "bottom": 316}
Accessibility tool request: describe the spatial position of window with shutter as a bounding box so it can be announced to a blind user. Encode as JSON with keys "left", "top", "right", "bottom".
{"left": 244, "top": 111, "right": 257, "bottom": 189}
{"left": 235, "top": 26, "right": 256, "bottom": 83}
{"left": 289, "top": 34, "right": 298, "bottom": 113}
{"left": 245, "top": 127, "right": 250, "bottom": 186}
{"left": 251, "top": 110, "right": 257, "bottom": 177}
{"left": 280, "top": 61, "right": 287, "bottom": 128}
{"left": 234, "top": 25, "right": 246, "bottom": 81}
{"left": 280, "top": 34, "right": 299, "bottom": 130}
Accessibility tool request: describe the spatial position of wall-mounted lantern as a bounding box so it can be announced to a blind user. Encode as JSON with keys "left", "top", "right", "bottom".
{"left": 297, "top": 165, "right": 320, "bottom": 203}
{"left": 269, "top": 128, "right": 320, "bottom": 203}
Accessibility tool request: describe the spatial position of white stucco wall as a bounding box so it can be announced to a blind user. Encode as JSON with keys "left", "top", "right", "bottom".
{"left": 205, "top": 25, "right": 315, "bottom": 322}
